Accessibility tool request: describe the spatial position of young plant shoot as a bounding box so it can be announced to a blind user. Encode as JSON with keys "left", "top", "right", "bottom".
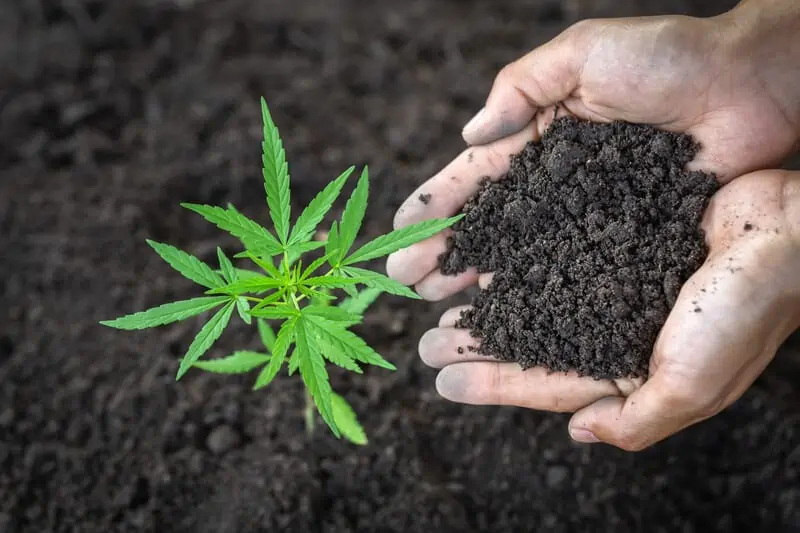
{"left": 100, "top": 97, "right": 462, "bottom": 444}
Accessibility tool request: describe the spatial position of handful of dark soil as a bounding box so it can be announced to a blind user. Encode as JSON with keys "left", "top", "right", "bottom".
{"left": 439, "top": 117, "right": 719, "bottom": 379}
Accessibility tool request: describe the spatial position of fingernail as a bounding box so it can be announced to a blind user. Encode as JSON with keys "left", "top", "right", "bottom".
{"left": 569, "top": 427, "right": 600, "bottom": 443}
{"left": 462, "top": 107, "right": 486, "bottom": 136}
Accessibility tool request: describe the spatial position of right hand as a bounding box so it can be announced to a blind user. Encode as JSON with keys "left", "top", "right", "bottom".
{"left": 387, "top": 9, "right": 800, "bottom": 299}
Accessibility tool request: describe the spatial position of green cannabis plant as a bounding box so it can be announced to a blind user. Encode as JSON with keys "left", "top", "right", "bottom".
{"left": 101, "top": 98, "right": 461, "bottom": 444}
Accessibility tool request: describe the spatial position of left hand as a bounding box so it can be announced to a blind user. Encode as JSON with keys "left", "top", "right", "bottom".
{"left": 405, "top": 169, "right": 800, "bottom": 450}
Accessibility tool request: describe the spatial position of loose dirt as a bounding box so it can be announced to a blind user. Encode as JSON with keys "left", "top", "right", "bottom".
{"left": 440, "top": 117, "right": 718, "bottom": 378}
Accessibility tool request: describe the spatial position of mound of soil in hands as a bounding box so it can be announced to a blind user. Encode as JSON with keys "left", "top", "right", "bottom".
{"left": 439, "top": 117, "right": 719, "bottom": 379}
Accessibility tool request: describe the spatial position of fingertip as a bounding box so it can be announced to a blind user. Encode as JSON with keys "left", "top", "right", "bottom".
{"left": 569, "top": 396, "right": 641, "bottom": 451}
{"left": 385, "top": 245, "right": 428, "bottom": 286}
{"left": 435, "top": 364, "right": 471, "bottom": 402}
{"left": 415, "top": 268, "right": 479, "bottom": 302}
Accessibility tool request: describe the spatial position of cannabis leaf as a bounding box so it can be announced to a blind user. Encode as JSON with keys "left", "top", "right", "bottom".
{"left": 176, "top": 300, "right": 236, "bottom": 379}
{"left": 335, "top": 166, "right": 369, "bottom": 264}
{"left": 288, "top": 166, "right": 354, "bottom": 247}
{"left": 331, "top": 393, "right": 367, "bottom": 445}
{"left": 339, "top": 266, "right": 420, "bottom": 299}
{"left": 295, "top": 318, "right": 339, "bottom": 436}
{"left": 146, "top": 240, "right": 224, "bottom": 289}
{"left": 193, "top": 351, "right": 270, "bottom": 374}
{"left": 180, "top": 204, "right": 282, "bottom": 255}
{"left": 261, "top": 98, "right": 291, "bottom": 244}
{"left": 344, "top": 215, "right": 463, "bottom": 265}
{"left": 303, "top": 305, "right": 360, "bottom": 324}
{"left": 305, "top": 316, "right": 395, "bottom": 370}
{"left": 100, "top": 296, "right": 230, "bottom": 330}
{"left": 338, "top": 288, "right": 382, "bottom": 315}
{"left": 217, "top": 247, "right": 237, "bottom": 283}
{"left": 257, "top": 319, "right": 276, "bottom": 350}
{"left": 207, "top": 276, "right": 284, "bottom": 295}
{"left": 253, "top": 317, "right": 296, "bottom": 390}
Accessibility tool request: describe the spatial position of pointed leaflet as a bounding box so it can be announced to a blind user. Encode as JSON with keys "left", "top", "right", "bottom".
{"left": 295, "top": 318, "right": 339, "bottom": 436}
{"left": 340, "top": 266, "right": 420, "bottom": 299}
{"left": 180, "top": 204, "right": 282, "bottom": 255}
{"left": 100, "top": 296, "right": 230, "bottom": 330}
{"left": 288, "top": 166, "right": 354, "bottom": 247}
{"left": 240, "top": 251, "right": 283, "bottom": 280}
{"left": 193, "top": 351, "right": 270, "bottom": 374}
{"left": 304, "top": 318, "right": 362, "bottom": 373}
{"left": 248, "top": 304, "right": 298, "bottom": 320}
{"left": 303, "top": 305, "right": 360, "bottom": 324}
{"left": 331, "top": 393, "right": 367, "bottom": 445}
{"left": 287, "top": 351, "right": 300, "bottom": 376}
{"left": 176, "top": 301, "right": 236, "bottom": 379}
{"left": 338, "top": 288, "right": 382, "bottom": 315}
{"left": 335, "top": 166, "right": 369, "bottom": 264}
{"left": 146, "top": 240, "right": 224, "bottom": 289}
{"left": 325, "top": 221, "right": 340, "bottom": 264}
{"left": 235, "top": 297, "right": 252, "bottom": 325}
{"left": 217, "top": 247, "right": 237, "bottom": 283}
{"left": 300, "top": 254, "right": 333, "bottom": 282}
{"left": 207, "top": 276, "right": 284, "bottom": 295}
{"left": 305, "top": 315, "right": 395, "bottom": 370}
{"left": 257, "top": 319, "right": 276, "bottom": 350}
{"left": 253, "top": 317, "right": 296, "bottom": 390}
{"left": 287, "top": 241, "right": 325, "bottom": 266}
{"left": 302, "top": 275, "right": 364, "bottom": 288}
{"left": 343, "top": 215, "right": 463, "bottom": 265}
{"left": 261, "top": 98, "right": 291, "bottom": 244}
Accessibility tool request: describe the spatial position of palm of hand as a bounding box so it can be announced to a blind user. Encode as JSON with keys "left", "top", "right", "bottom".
{"left": 416, "top": 171, "right": 800, "bottom": 450}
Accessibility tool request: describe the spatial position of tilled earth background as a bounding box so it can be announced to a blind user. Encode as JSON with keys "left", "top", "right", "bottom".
{"left": 2, "top": 0, "right": 800, "bottom": 532}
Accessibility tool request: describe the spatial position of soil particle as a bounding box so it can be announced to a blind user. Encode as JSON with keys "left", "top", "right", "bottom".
{"left": 418, "top": 193, "right": 432, "bottom": 205}
{"left": 744, "top": 222, "right": 754, "bottom": 231}
{"left": 439, "top": 117, "right": 718, "bottom": 378}
{"left": 546, "top": 465, "right": 569, "bottom": 488}
{"left": 206, "top": 425, "right": 242, "bottom": 455}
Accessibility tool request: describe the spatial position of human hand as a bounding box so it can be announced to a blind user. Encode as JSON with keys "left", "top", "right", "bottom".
{"left": 386, "top": 9, "right": 800, "bottom": 299}
{"left": 416, "top": 170, "right": 800, "bottom": 450}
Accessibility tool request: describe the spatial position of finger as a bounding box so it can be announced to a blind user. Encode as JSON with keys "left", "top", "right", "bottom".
{"left": 393, "top": 123, "right": 538, "bottom": 230}
{"left": 385, "top": 232, "right": 449, "bottom": 286}
{"left": 478, "top": 272, "right": 494, "bottom": 290}
{"left": 461, "top": 25, "right": 589, "bottom": 146}
{"left": 418, "top": 327, "right": 489, "bottom": 368}
{"left": 568, "top": 373, "right": 701, "bottom": 451}
{"left": 435, "top": 362, "right": 626, "bottom": 413}
{"left": 438, "top": 305, "right": 471, "bottom": 327}
{"left": 415, "top": 268, "right": 479, "bottom": 302}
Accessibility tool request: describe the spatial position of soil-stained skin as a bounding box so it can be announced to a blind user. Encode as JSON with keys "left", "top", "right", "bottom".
{"left": 440, "top": 117, "right": 719, "bottom": 379}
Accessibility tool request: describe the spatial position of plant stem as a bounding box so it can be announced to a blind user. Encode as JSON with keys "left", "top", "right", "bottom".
{"left": 304, "top": 389, "right": 315, "bottom": 437}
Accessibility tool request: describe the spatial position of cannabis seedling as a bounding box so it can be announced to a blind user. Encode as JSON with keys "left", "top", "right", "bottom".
{"left": 101, "top": 97, "right": 461, "bottom": 444}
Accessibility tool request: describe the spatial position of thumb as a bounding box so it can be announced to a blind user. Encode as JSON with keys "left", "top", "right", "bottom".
{"left": 461, "top": 21, "right": 594, "bottom": 146}
{"left": 567, "top": 373, "right": 708, "bottom": 451}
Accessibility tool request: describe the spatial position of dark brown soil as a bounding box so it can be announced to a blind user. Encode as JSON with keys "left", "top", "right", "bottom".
{"left": 3, "top": 0, "right": 800, "bottom": 532}
{"left": 439, "top": 118, "right": 718, "bottom": 379}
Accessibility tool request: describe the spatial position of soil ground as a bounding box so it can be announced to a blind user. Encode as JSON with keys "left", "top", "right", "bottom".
{"left": 2, "top": 0, "right": 800, "bottom": 532}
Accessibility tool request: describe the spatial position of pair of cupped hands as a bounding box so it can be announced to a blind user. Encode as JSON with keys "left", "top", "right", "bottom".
{"left": 385, "top": 14, "right": 800, "bottom": 450}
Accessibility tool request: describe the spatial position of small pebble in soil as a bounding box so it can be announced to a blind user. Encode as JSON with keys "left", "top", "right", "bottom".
{"left": 206, "top": 425, "right": 241, "bottom": 455}
{"left": 418, "top": 193, "right": 432, "bottom": 204}
{"left": 546, "top": 465, "right": 569, "bottom": 488}
{"left": 439, "top": 117, "right": 718, "bottom": 379}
